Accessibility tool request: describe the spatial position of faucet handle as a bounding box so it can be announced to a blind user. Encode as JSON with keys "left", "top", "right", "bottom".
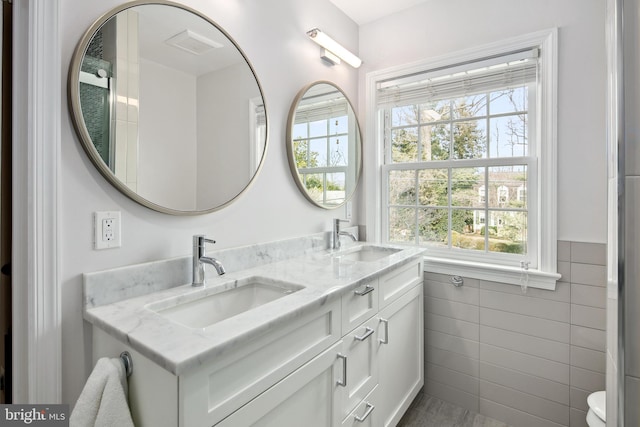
{"left": 194, "top": 235, "right": 216, "bottom": 246}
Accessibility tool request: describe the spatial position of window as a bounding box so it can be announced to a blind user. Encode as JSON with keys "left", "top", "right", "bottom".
{"left": 366, "top": 30, "right": 559, "bottom": 289}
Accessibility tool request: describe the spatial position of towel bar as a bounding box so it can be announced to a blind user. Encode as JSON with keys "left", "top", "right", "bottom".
{"left": 120, "top": 351, "right": 133, "bottom": 377}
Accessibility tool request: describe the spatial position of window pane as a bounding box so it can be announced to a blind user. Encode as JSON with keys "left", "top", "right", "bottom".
{"left": 451, "top": 209, "right": 484, "bottom": 251}
{"left": 452, "top": 120, "right": 487, "bottom": 159}
{"left": 452, "top": 95, "right": 487, "bottom": 119}
{"left": 392, "top": 105, "right": 418, "bottom": 126}
{"left": 451, "top": 167, "right": 484, "bottom": 208}
{"left": 420, "top": 123, "right": 450, "bottom": 160}
{"left": 418, "top": 169, "right": 448, "bottom": 206}
{"left": 303, "top": 173, "right": 324, "bottom": 203}
{"left": 292, "top": 123, "right": 308, "bottom": 139}
{"left": 487, "top": 210, "right": 527, "bottom": 254}
{"left": 389, "top": 207, "right": 416, "bottom": 243}
{"left": 326, "top": 173, "right": 346, "bottom": 206}
{"left": 490, "top": 87, "right": 528, "bottom": 115}
{"left": 309, "top": 119, "right": 328, "bottom": 138}
{"left": 489, "top": 115, "right": 528, "bottom": 158}
{"left": 293, "top": 139, "right": 311, "bottom": 168}
{"left": 330, "top": 115, "right": 348, "bottom": 134}
{"left": 392, "top": 127, "right": 419, "bottom": 162}
{"left": 419, "top": 100, "right": 450, "bottom": 121}
{"left": 329, "top": 137, "right": 347, "bottom": 166}
{"left": 418, "top": 208, "right": 449, "bottom": 246}
{"left": 389, "top": 170, "right": 416, "bottom": 205}
{"left": 488, "top": 165, "right": 527, "bottom": 208}
{"left": 309, "top": 138, "right": 328, "bottom": 167}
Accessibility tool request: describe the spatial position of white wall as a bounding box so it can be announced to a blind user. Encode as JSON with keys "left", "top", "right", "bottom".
{"left": 60, "top": 0, "right": 360, "bottom": 404}
{"left": 196, "top": 62, "right": 259, "bottom": 209}
{"left": 358, "top": 0, "right": 607, "bottom": 244}
{"left": 139, "top": 58, "right": 198, "bottom": 210}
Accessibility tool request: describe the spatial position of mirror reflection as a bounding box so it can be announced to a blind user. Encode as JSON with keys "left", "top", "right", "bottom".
{"left": 286, "top": 82, "right": 362, "bottom": 209}
{"left": 70, "top": 2, "right": 267, "bottom": 214}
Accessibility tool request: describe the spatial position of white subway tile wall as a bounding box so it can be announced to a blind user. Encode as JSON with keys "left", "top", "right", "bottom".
{"left": 423, "top": 241, "right": 606, "bottom": 427}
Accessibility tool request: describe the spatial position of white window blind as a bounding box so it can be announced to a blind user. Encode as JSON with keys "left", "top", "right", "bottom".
{"left": 377, "top": 48, "right": 539, "bottom": 108}
{"left": 294, "top": 95, "right": 349, "bottom": 123}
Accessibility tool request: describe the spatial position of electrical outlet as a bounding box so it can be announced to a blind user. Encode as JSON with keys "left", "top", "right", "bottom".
{"left": 345, "top": 201, "right": 353, "bottom": 220}
{"left": 94, "top": 211, "right": 121, "bottom": 249}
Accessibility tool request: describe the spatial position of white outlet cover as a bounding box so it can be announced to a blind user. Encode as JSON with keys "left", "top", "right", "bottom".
{"left": 94, "top": 211, "right": 121, "bottom": 249}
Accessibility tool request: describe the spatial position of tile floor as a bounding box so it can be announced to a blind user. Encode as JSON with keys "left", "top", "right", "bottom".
{"left": 397, "top": 392, "right": 511, "bottom": 427}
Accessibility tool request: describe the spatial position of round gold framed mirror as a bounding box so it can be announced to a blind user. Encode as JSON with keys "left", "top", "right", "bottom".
{"left": 286, "top": 81, "right": 362, "bottom": 209}
{"left": 68, "top": 0, "right": 268, "bottom": 215}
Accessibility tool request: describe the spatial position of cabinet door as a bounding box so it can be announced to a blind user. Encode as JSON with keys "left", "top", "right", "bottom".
{"left": 216, "top": 341, "right": 344, "bottom": 427}
{"left": 377, "top": 285, "right": 423, "bottom": 427}
{"left": 340, "top": 315, "right": 379, "bottom": 421}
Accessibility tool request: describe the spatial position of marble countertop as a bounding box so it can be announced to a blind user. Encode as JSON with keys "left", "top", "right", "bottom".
{"left": 84, "top": 242, "right": 424, "bottom": 376}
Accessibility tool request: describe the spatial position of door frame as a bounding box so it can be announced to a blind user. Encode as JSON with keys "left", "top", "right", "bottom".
{"left": 12, "top": 0, "right": 61, "bottom": 403}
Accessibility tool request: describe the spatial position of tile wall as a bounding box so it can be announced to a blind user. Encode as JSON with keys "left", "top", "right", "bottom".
{"left": 423, "top": 241, "right": 606, "bottom": 427}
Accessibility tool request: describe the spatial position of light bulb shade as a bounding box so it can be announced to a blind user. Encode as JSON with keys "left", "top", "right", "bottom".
{"left": 307, "top": 28, "right": 362, "bottom": 68}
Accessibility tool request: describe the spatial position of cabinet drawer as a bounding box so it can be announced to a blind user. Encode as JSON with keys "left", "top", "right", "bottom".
{"left": 379, "top": 259, "right": 423, "bottom": 308}
{"left": 340, "top": 316, "right": 379, "bottom": 421}
{"left": 342, "top": 280, "right": 378, "bottom": 335}
{"left": 341, "top": 385, "right": 379, "bottom": 427}
{"left": 181, "top": 299, "right": 341, "bottom": 427}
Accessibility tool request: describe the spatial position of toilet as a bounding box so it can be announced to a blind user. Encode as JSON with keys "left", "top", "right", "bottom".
{"left": 586, "top": 391, "right": 606, "bottom": 427}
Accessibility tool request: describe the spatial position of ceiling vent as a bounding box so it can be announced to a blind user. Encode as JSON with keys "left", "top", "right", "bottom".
{"left": 165, "top": 30, "right": 223, "bottom": 55}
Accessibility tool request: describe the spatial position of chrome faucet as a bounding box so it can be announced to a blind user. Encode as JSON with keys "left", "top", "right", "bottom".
{"left": 192, "top": 235, "right": 226, "bottom": 286}
{"left": 333, "top": 218, "right": 357, "bottom": 250}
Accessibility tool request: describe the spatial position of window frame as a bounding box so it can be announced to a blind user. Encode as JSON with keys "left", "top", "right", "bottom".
{"left": 364, "top": 29, "right": 560, "bottom": 290}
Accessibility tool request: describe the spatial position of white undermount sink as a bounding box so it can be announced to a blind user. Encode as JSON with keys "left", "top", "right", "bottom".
{"left": 146, "top": 277, "right": 304, "bottom": 329}
{"left": 334, "top": 245, "right": 402, "bottom": 262}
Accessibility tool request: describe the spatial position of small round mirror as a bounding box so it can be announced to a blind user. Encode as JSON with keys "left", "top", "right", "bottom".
{"left": 286, "top": 82, "right": 362, "bottom": 209}
{"left": 68, "top": 1, "right": 268, "bottom": 215}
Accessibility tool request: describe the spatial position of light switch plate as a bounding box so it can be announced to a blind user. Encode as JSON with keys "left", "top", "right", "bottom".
{"left": 94, "top": 211, "right": 121, "bottom": 249}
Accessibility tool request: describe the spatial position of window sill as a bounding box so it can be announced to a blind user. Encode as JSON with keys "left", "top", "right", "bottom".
{"left": 423, "top": 256, "right": 561, "bottom": 290}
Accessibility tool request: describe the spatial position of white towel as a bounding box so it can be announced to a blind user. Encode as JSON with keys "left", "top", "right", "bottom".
{"left": 70, "top": 357, "right": 135, "bottom": 427}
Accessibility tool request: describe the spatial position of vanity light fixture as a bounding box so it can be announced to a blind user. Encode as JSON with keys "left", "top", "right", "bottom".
{"left": 306, "top": 28, "right": 362, "bottom": 68}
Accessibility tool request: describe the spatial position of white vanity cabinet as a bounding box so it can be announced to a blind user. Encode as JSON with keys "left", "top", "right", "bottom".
{"left": 338, "top": 258, "right": 423, "bottom": 427}
{"left": 90, "top": 256, "right": 423, "bottom": 427}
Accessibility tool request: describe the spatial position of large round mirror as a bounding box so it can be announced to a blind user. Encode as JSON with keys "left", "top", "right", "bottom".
{"left": 68, "top": 1, "right": 268, "bottom": 215}
{"left": 286, "top": 82, "right": 362, "bottom": 209}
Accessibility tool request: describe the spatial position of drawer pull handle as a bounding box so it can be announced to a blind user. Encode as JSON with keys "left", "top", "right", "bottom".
{"left": 354, "top": 327, "right": 374, "bottom": 341}
{"left": 337, "top": 353, "right": 347, "bottom": 387}
{"left": 354, "top": 284, "right": 374, "bottom": 296}
{"left": 379, "top": 318, "right": 389, "bottom": 344}
{"left": 354, "top": 402, "right": 375, "bottom": 422}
